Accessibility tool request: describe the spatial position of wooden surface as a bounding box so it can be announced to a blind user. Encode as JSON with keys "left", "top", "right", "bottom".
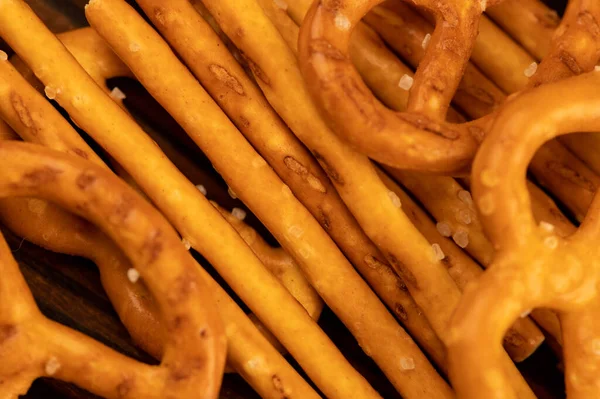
{"left": 1, "top": 0, "right": 569, "bottom": 397}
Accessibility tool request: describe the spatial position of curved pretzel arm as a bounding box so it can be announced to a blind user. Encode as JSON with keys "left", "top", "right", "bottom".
{"left": 297, "top": 0, "right": 479, "bottom": 172}
{"left": 0, "top": 141, "right": 226, "bottom": 398}
{"left": 447, "top": 263, "right": 539, "bottom": 399}
{"left": 450, "top": 71, "right": 600, "bottom": 399}
{"left": 529, "top": 0, "right": 600, "bottom": 88}
{"left": 560, "top": 301, "right": 600, "bottom": 399}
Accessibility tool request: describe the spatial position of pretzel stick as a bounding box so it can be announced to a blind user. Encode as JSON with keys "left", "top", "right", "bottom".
{"left": 448, "top": 69, "right": 600, "bottom": 399}
{"left": 140, "top": 0, "right": 446, "bottom": 370}
{"left": 375, "top": 168, "right": 544, "bottom": 359}
{"left": 0, "top": 141, "right": 226, "bottom": 398}
{"left": 0, "top": 1, "right": 345, "bottom": 397}
{"left": 201, "top": 1, "right": 537, "bottom": 397}
{"left": 87, "top": 2, "right": 453, "bottom": 397}
{"left": 486, "top": 0, "right": 557, "bottom": 60}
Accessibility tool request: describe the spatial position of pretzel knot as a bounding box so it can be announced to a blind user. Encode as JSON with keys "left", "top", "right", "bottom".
{"left": 0, "top": 142, "right": 225, "bottom": 398}
{"left": 298, "top": 0, "right": 505, "bottom": 173}
{"left": 447, "top": 71, "right": 600, "bottom": 399}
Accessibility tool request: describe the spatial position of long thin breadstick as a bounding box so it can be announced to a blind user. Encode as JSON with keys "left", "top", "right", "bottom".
{"left": 375, "top": 168, "right": 544, "bottom": 361}
{"left": 138, "top": 0, "right": 445, "bottom": 370}
{"left": 486, "top": 0, "right": 557, "bottom": 60}
{"left": 86, "top": 2, "right": 452, "bottom": 397}
{"left": 201, "top": 0, "right": 536, "bottom": 397}
{"left": 0, "top": 2, "right": 357, "bottom": 398}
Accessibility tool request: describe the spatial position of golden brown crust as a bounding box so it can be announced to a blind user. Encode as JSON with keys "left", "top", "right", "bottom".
{"left": 86, "top": 2, "right": 451, "bottom": 397}
{"left": 0, "top": 141, "right": 225, "bottom": 398}
{"left": 201, "top": 0, "right": 535, "bottom": 397}
{"left": 449, "top": 70, "right": 600, "bottom": 399}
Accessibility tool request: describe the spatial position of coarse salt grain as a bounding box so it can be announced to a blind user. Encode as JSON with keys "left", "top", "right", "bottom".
{"left": 129, "top": 42, "right": 141, "bottom": 52}
{"left": 436, "top": 222, "right": 452, "bottom": 237}
{"left": 400, "top": 357, "right": 415, "bottom": 370}
{"left": 431, "top": 243, "right": 445, "bottom": 261}
{"left": 539, "top": 221, "right": 555, "bottom": 233}
{"left": 196, "top": 184, "right": 207, "bottom": 195}
{"left": 453, "top": 229, "right": 469, "bottom": 248}
{"left": 45, "top": 357, "right": 61, "bottom": 376}
{"left": 44, "top": 86, "right": 57, "bottom": 100}
{"left": 231, "top": 207, "right": 247, "bottom": 221}
{"left": 421, "top": 33, "right": 431, "bottom": 49}
{"left": 388, "top": 191, "right": 402, "bottom": 208}
{"left": 110, "top": 87, "right": 126, "bottom": 101}
{"left": 524, "top": 62, "right": 538, "bottom": 78}
{"left": 544, "top": 236, "right": 558, "bottom": 249}
{"left": 457, "top": 190, "right": 473, "bottom": 206}
{"left": 182, "top": 238, "right": 192, "bottom": 250}
{"left": 457, "top": 209, "right": 472, "bottom": 225}
{"left": 480, "top": 0, "right": 487, "bottom": 11}
{"left": 0, "top": 50, "right": 7, "bottom": 61}
{"left": 398, "top": 74, "right": 414, "bottom": 91}
{"left": 288, "top": 225, "right": 304, "bottom": 238}
{"left": 595, "top": 65, "right": 600, "bottom": 72}
{"left": 334, "top": 13, "right": 351, "bottom": 31}
{"left": 228, "top": 187, "right": 237, "bottom": 199}
{"left": 127, "top": 268, "right": 140, "bottom": 283}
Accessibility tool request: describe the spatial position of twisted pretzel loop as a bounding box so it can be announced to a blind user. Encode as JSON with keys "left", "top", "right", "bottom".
{"left": 0, "top": 141, "right": 225, "bottom": 399}
{"left": 448, "top": 70, "right": 600, "bottom": 399}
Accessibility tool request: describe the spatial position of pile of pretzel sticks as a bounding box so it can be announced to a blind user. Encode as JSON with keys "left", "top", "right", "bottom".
{"left": 0, "top": 0, "right": 598, "bottom": 397}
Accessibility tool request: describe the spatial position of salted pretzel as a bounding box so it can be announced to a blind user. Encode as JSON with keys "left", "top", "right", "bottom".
{"left": 448, "top": 69, "right": 600, "bottom": 399}
{"left": 85, "top": 2, "right": 454, "bottom": 398}
{"left": 0, "top": 3, "right": 370, "bottom": 399}
{"left": 200, "top": 0, "right": 537, "bottom": 396}
{"left": 296, "top": 0, "right": 508, "bottom": 172}
{"left": 0, "top": 141, "right": 225, "bottom": 398}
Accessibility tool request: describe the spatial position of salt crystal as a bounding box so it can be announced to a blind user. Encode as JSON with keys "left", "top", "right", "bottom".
{"left": 457, "top": 190, "right": 473, "bottom": 206}
{"left": 398, "top": 74, "right": 414, "bottom": 91}
{"left": 539, "top": 221, "right": 555, "bottom": 233}
{"left": 431, "top": 243, "right": 445, "bottom": 261}
{"left": 45, "top": 357, "right": 61, "bottom": 375}
{"left": 388, "top": 191, "right": 402, "bottom": 208}
{"left": 544, "top": 236, "right": 558, "bottom": 249}
{"left": 453, "top": 229, "right": 469, "bottom": 248}
{"left": 129, "top": 42, "right": 141, "bottom": 52}
{"left": 228, "top": 187, "right": 237, "bottom": 199}
{"left": 400, "top": 357, "right": 415, "bottom": 370}
{"left": 0, "top": 50, "right": 7, "bottom": 61}
{"left": 44, "top": 86, "right": 57, "bottom": 100}
{"left": 436, "top": 222, "right": 452, "bottom": 237}
{"left": 196, "top": 184, "right": 207, "bottom": 196}
{"left": 182, "top": 238, "right": 192, "bottom": 250}
{"left": 231, "top": 207, "right": 247, "bottom": 221}
{"left": 524, "top": 62, "right": 538, "bottom": 78}
{"left": 421, "top": 34, "right": 431, "bottom": 50}
{"left": 335, "top": 14, "right": 351, "bottom": 31}
{"left": 127, "top": 268, "right": 140, "bottom": 283}
{"left": 110, "top": 87, "right": 126, "bottom": 101}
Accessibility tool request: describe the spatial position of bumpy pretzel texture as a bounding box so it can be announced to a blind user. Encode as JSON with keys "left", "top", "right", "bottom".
{"left": 0, "top": 141, "right": 226, "bottom": 399}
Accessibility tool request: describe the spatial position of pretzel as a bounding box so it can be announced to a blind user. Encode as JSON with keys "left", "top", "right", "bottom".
{"left": 0, "top": 140, "right": 225, "bottom": 398}
{"left": 448, "top": 69, "right": 600, "bottom": 399}
{"left": 0, "top": 3, "right": 363, "bottom": 398}
{"left": 200, "top": 0, "right": 537, "bottom": 396}
{"left": 85, "top": 2, "right": 453, "bottom": 397}
{"left": 356, "top": 2, "right": 600, "bottom": 223}
{"left": 159, "top": 0, "right": 447, "bottom": 370}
